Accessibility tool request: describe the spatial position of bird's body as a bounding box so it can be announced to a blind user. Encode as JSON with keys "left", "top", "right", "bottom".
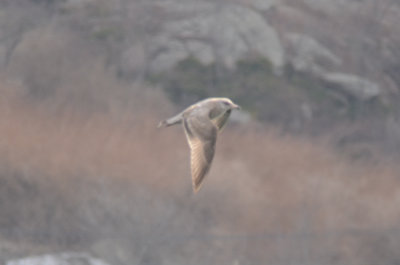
{"left": 158, "top": 97, "right": 240, "bottom": 192}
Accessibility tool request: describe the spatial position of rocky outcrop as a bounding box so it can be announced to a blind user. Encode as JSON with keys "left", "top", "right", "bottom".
{"left": 147, "top": 1, "right": 284, "bottom": 72}
{"left": 303, "top": 0, "right": 377, "bottom": 14}
{"left": 285, "top": 33, "right": 342, "bottom": 74}
{"left": 282, "top": 32, "right": 381, "bottom": 101}
{"left": 6, "top": 252, "right": 111, "bottom": 265}
{"left": 106, "top": 0, "right": 393, "bottom": 104}
{"left": 244, "top": 0, "right": 278, "bottom": 11}
{"left": 322, "top": 72, "right": 380, "bottom": 101}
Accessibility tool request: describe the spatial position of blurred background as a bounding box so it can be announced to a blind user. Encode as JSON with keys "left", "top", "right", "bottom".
{"left": 1, "top": 0, "right": 400, "bottom": 264}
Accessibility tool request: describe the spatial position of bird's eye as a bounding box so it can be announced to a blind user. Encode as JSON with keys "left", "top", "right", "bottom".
{"left": 223, "top": 102, "right": 230, "bottom": 106}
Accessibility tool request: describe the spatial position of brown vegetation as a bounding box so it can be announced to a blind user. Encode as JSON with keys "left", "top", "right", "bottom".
{"left": 0, "top": 79, "right": 399, "bottom": 264}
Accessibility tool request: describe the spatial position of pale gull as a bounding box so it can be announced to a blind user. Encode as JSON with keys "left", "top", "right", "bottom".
{"left": 158, "top": 97, "right": 240, "bottom": 192}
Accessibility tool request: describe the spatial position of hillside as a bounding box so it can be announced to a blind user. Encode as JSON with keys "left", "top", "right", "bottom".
{"left": 0, "top": 0, "right": 400, "bottom": 264}
{"left": 2, "top": 0, "right": 400, "bottom": 152}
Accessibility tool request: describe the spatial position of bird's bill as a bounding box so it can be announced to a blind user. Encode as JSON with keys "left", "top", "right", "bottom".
{"left": 232, "top": 103, "right": 241, "bottom": 110}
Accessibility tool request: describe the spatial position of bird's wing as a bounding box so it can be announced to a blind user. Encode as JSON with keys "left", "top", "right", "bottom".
{"left": 183, "top": 115, "right": 217, "bottom": 192}
{"left": 212, "top": 109, "right": 231, "bottom": 131}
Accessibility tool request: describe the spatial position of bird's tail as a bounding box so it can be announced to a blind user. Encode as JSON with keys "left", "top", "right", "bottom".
{"left": 157, "top": 113, "right": 183, "bottom": 128}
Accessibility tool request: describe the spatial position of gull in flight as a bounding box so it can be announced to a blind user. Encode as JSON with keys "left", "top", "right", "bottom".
{"left": 158, "top": 97, "right": 240, "bottom": 192}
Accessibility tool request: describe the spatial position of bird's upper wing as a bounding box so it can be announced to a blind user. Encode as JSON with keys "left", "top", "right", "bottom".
{"left": 212, "top": 109, "right": 231, "bottom": 131}
{"left": 183, "top": 114, "right": 217, "bottom": 192}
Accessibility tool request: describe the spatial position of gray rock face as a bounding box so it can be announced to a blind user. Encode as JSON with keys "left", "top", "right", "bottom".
{"left": 283, "top": 33, "right": 381, "bottom": 101}
{"left": 303, "top": 0, "right": 377, "bottom": 14}
{"left": 322, "top": 72, "right": 380, "bottom": 101}
{"left": 244, "top": 0, "right": 278, "bottom": 11}
{"left": 6, "top": 252, "right": 111, "bottom": 265}
{"left": 285, "top": 33, "right": 342, "bottom": 74}
{"left": 60, "top": 0, "right": 97, "bottom": 10}
{"left": 147, "top": 1, "right": 284, "bottom": 72}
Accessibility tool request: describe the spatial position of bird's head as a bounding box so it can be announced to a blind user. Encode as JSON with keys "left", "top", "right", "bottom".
{"left": 219, "top": 98, "right": 241, "bottom": 111}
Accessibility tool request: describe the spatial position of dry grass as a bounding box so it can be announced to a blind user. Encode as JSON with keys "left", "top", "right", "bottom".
{"left": 0, "top": 80, "right": 399, "bottom": 264}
